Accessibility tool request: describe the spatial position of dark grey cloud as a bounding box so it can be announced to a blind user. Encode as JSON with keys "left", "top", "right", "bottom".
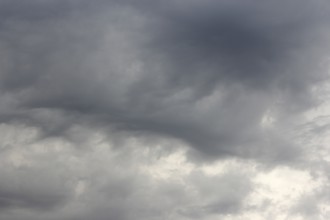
{"left": 1, "top": 0, "right": 328, "bottom": 162}
{"left": 1, "top": 0, "right": 330, "bottom": 219}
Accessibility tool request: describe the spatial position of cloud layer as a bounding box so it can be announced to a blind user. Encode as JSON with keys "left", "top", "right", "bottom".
{"left": 1, "top": 0, "right": 330, "bottom": 219}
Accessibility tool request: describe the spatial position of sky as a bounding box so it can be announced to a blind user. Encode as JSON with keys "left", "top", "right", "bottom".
{"left": 1, "top": 0, "right": 330, "bottom": 219}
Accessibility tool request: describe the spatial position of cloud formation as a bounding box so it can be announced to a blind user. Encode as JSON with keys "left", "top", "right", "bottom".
{"left": 1, "top": 0, "right": 330, "bottom": 219}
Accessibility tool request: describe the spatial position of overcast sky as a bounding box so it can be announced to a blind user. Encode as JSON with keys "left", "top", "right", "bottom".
{"left": 1, "top": 0, "right": 330, "bottom": 219}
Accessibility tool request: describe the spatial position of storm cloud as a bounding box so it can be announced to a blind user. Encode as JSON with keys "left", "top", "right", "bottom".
{"left": 1, "top": 0, "right": 330, "bottom": 219}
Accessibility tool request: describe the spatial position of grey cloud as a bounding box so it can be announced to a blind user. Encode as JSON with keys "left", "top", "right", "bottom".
{"left": 75, "top": 163, "right": 253, "bottom": 220}
{"left": 291, "top": 194, "right": 320, "bottom": 218}
{"left": 0, "top": 0, "right": 329, "bottom": 163}
{"left": 183, "top": 171, "right": 252, "bottom": 216}
{"left": 1, "top": 1, "right": 330, "bottom": 219}
{"left": 0, "top": 165, "right": 72, "bottom": 212}
{"left": 0, "top": 122, "right": 326, "bottom": 220}
{"left": 0, "top": 121, "right": 256, "bottom": 220}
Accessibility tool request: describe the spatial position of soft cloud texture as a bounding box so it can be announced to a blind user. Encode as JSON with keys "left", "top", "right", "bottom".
{"left": 1, "top": 0, "right": 330, "bottom": 219}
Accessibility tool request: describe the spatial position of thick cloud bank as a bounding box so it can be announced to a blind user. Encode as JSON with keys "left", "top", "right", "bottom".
{"left": 1, "top": 0, "right": 330, "bottom": 219}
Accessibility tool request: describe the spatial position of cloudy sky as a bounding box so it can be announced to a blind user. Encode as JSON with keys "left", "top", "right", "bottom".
{"left": 1, "top": 0, "right": 330, "bottom": 219}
